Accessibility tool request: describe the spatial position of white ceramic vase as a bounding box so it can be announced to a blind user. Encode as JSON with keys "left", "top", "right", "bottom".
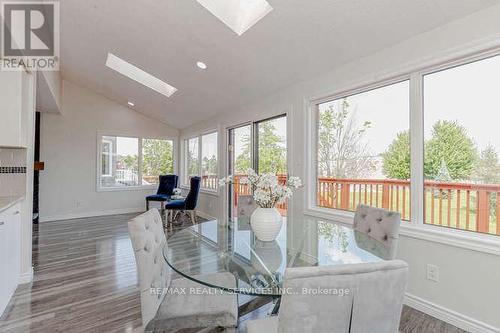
{"left": 250, "top": 207, "right": 283, "bottom": 242}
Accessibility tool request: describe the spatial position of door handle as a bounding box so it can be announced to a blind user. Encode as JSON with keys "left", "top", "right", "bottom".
{"left": 13, "top": 211, "right": 20, "bottom": 215}
{"left": 0, "top": 221, "right": 4, "bottom": 225}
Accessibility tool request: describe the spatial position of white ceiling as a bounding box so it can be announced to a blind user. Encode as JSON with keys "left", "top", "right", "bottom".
{"left": 60, "top": 0, "right": 499, "bottom": 129}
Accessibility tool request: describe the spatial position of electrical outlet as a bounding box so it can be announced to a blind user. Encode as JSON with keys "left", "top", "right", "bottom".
{"left": 426, "top": 264, "right": 439, "bottom": 282}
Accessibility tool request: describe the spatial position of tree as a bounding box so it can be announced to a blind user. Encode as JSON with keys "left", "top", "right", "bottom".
{"left": 473, "top": 144, "right": 500, "bottom": 184}
{"left": 202, "top": 155, "right": 217, "bottom": 176}
{"left": 235, "top": 133, "right": 251, "bottom": 173}
{"left": 257, "top": 120, "right": 287, "bottom": 173}
{"left": 424, "top": 120, "right": 477, "bottom": 180}
{"left": 142, "top": 139, "right": 174, "bottom": 176}
{"left": 235, "top": 121, "right": 287, "bottom": 174}
{"left": 382, "top": 130, "right": 410, "bottom": 179}
{"left": 186, "top": 141, "right": 199, "bottom": 176}
{"left": 121, "top": 154, "right": 138, "bottom": 172}
{"left": 317, "top": 98, "right": 374, "bottom": 178}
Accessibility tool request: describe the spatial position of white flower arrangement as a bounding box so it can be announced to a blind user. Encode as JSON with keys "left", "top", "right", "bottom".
{"left": 219, "top": 169, "right": 302, "bottom": 208}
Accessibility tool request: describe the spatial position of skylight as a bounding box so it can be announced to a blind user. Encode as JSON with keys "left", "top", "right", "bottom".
{"left": 197, "top": 0, "right": 273, "bottom": 36}
{"left": 105, "top": 53, "right": 177, "bottom": 98}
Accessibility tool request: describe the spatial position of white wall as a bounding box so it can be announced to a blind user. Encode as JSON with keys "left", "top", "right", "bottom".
{"left": 40, "top": 81, "right": 179, "bottom": 221}
{"left": 180, "top": 5, "right": 500, "bottom": 332}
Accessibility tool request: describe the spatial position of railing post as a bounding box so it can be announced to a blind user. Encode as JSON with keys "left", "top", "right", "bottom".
{"left": 341, "top": 182, "right": 350, "bottom": 210}
{"left": 382, "top": 184, "right": 390, "bottom": 209}
{"left": 477, "top": 190, "right": 489, "bottom": 233}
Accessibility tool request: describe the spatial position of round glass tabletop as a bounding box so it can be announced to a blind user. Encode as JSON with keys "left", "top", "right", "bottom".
{"left": 163, "top": 217, "right": 390, "bottom": 297}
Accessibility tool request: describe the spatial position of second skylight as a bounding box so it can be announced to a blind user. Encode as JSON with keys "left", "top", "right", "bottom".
{"left": 105, "top": 53, "right": 177, "bottom": 98}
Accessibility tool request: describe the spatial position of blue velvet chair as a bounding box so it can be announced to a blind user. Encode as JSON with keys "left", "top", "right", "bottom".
{"left": 145, "top": 175, "right": 178, "bottom": 212}
{"left": 165, "top": 176, "right": 201, "bottom": 227}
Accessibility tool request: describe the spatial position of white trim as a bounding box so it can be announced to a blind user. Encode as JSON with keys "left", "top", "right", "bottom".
{"left": 18, "top": 266, "right": 34, "bottom": 284}
{"left": 39, "top": 207, "right": 144, "bottom": 223}
{"left": 304, "top": 208, "right": 500, "bottom": 256}
{"left": 96, "top": 184, "right": 156, "bottom": 192}
{"left": 409, "top": 72, "right": 424, "bottom": 228}
{"left": 404, "top": 293, "right": 500, "bottom": 333}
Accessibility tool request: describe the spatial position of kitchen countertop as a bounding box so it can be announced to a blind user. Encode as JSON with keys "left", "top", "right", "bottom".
{"left": 0, "top": 196, "right": 24, "bottom": 213}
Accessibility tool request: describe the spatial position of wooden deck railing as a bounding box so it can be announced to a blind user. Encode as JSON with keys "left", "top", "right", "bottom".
{"left": 201, "top": 174, "right": 218, "bottom": 190}
{"left": 317, "top": 177, "right": 500, "bottom": 236}
{"left": 230, "top": 175, "right": 499, "bottom": 235}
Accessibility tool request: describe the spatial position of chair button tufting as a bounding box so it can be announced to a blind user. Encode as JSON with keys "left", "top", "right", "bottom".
{"left": 384, "top": 235, "right": 388, "bottom": 241}
{"left": 377, "top": 218, "right": 383, "bottom": 222}
{"left": 367, "top": 228, "right": 371, "bottom": 233}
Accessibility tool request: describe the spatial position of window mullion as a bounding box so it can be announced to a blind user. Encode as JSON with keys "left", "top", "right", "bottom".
{"left": 410, "top": 72, "right": 424, "bottom": 227}
{"left": 198, "top": 136, "right": 202, "bottom": 178}
{"left": 138, "top": 138, "right": 143, "bottom": 187}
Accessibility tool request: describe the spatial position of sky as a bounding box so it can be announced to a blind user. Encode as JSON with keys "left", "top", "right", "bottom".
{"left": 318, "top": 53, "right": 500, "bottom": 156}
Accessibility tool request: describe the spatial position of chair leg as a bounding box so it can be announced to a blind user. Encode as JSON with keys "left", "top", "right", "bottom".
{"left": 190, "top": 210, "right": 196, "bottom": 225}
{"left": 161, "top": 202, "right": 165, "bottom": 216}
{"left": 146, "top": 199, "right": 149, "bottom": 211}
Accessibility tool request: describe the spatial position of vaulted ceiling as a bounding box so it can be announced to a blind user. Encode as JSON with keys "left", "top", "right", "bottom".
{"left": 60, "top": 0, "right": 499, "bottom": 129}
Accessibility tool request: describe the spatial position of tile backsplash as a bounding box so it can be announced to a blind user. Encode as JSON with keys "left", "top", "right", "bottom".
{"left": 0, "top": 148, "right": 27, "bottom": 197}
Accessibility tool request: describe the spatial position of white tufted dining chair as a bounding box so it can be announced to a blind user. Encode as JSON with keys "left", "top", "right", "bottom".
{"left": 128, "top": 209, "right": 238, "bottom": 332}
{"left": 353, "top": 204, "right": 401, "bottom": 259}
{"left": 246, "top": 260, "right": 409, "bottom": 333}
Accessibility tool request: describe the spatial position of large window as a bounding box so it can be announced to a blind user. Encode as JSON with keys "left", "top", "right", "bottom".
{"left": 313, "top": 52, "right": 500, "bottom": 238}
{"left": 316, "top": 81, "right": 410, "bottom": 220}
{"left": 423, "top": 55, "right": 500, "bottom": 236}
{"left": 184, "top": 132, "right": 219, "bottom": 190}
{"left": 98, "top": 135, "right": 174, "bottom": 190}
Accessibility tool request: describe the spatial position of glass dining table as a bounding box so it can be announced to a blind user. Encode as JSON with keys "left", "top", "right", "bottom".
{"left": 162, "top": 216, "right": 390, "bottom": 301}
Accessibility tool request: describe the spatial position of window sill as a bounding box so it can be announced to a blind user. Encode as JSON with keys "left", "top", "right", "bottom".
{"left": 304, "top": 207, "right": 500, "bottom": 256}
{"left": 97, "top": 185, "right": 156, "bottom": 192}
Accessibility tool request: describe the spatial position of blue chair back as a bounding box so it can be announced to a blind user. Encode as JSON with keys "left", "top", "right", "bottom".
{"left": 157, "top": 175, "right": 178, "bottom": 196}
{"left": 185, "top": 177, "right": 201, "bottom": 210}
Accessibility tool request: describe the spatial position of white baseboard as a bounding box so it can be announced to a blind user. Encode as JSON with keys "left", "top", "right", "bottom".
{"left": 39, "top": 207, "right": 144, "bottom": 222}
{"left": 195, "top": 210, "right": 218, "bottom": 221}
{"left": 18, "top": 266, "right": 34, "bottom": 284}
{"left": 405, "top": 293, "right": 499, "bottom": 333}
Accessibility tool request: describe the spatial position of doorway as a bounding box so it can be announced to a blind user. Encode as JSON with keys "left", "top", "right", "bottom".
{"left": 227, "top": 115, "right": 287, "bottom": 220}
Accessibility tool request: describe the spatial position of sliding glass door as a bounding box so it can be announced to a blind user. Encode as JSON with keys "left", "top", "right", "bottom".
{"left": 228, "top": 115, "right": 287, "bottom": 221}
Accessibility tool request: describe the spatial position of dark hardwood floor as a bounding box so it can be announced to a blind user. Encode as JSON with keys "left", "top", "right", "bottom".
{"left": 0, "top": 212, "right": 468, "bottom": 333}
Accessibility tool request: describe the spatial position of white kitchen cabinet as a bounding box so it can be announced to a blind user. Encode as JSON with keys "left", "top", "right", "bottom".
{"left": 0, "top": 70, "right": 34, "bottom": 148}
{"left": 0, "top": 203, "right": 21, "bottom": 316}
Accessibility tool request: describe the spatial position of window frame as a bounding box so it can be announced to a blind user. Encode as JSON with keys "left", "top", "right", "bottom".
{"left": 305, "top": 49, "right": 500, "bottom": 255}
{"left": 182, "top": 130, "right": 220, "bottom": 194}
{"left": 101, "top": 138, "right": 113, "bottom": 177}
{"left": 96, "top": 132, "right": 177, "bottom": 192}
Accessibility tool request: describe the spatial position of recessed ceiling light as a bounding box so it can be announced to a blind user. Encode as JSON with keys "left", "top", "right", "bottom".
{"left": 105, "top": 53, "right": 178, "bottom": 98}
{"left": 196, "top": 61, "right": 207, "bottom": 70}
{"left": 197, "top": 0, "right": 273, "bottom": 36}
{"left": 127, "top": 101, "right": 135, "bottom": 107}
